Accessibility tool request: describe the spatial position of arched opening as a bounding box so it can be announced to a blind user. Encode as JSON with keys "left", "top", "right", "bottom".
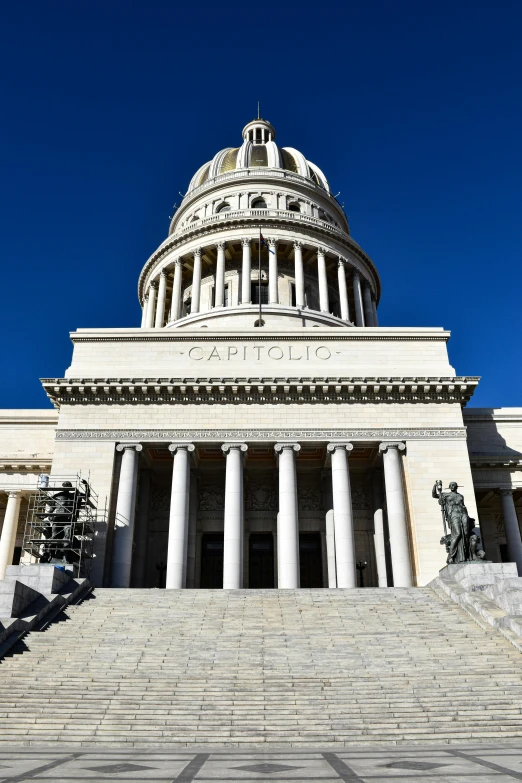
{"left": 288, "top": 202, "right": 300, "bottom": 213}
{"left": 251, "top": 198, "right": 267, "bottom": 209}
{"left": 216, "top": 202, "right": 231, "bottom": 214}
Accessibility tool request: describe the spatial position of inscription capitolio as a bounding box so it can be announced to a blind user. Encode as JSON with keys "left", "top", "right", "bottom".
{"left": 187, "top": 344, "right": 332, "bottom": 361}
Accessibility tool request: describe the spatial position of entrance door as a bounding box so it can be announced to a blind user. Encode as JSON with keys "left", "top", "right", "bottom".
{"left": 200, "top": 533, "right": 224, "bottom": 588}
{"left": 299, "top": 533, "right": 323, "bottom": 587}
{"left": 249, "top": 534, "right": 274, "bottom": 588}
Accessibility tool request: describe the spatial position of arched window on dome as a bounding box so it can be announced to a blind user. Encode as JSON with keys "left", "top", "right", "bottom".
{"left": 251, "top": 198, "right": 267, "bottom": 210}
{"left": 216, "top": 202, "right": 231, "bottom": 214}
{"left": 288, "top": 202, "right": 300, "bottom": 213}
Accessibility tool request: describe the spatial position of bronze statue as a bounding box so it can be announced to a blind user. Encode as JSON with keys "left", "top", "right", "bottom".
{"left": 432, "top": 480, "right": 485, "bottom": 564}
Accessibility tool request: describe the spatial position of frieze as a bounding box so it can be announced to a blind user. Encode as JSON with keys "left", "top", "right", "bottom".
{"left": 55, "top": 427, "right": 467, "bottom": 441}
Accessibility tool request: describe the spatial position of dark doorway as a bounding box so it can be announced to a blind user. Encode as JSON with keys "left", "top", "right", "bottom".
{"left": 249, "top": 534, "right": 274, "bottom": 588}
{"left": 299, "top": 533, "right": 323, "bottom": 587}
{"left": 200, "top": 533, "right": 224, "bottom": 588}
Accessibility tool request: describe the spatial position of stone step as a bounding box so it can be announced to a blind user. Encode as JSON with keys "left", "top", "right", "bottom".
{"left": 2, "top": 587, "right": 522, "bottom": 746}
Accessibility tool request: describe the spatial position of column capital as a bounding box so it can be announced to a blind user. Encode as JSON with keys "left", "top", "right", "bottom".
{"left": 116, "top": 443, "right": 143, "bottom": 453}
{"left": 5, "top": 489, "right": 22, "bottom": 499}
{"left": 168, "top": 443, "right": 195, "bottom": 454}
{"left": 293, "top": 240, "right": 303, "bottom": 249}
{"left": 216, "top": 241, "right": 226, "bottom": 250}
{"left": 173, "top": 257, "right": 182, "bottom": 268}
{"left": 274, "top": 443, "right": 301, "bottom": 454}
{"left": 338, "top": 256, "right": 347, "bottom": 267}
{"left": 222, "top": 443, "right": 248, "bottom": 454}
{"left": 267, "top": 237, "right": 277, "bottom": 248}
{"left": 241, "top": 237, "right": 251, "bottom": 247}
{"left": 352, "top": 268, "right": 360, "bottom": 279}
{"left": 316, "top": 246, "right": 326, "bottom": 256}
{"left": 193, "top": 247, "right": 202, "bottom": 257}
{"left": 327, "top": 443, "right": 354, "bottom": 454}
{"left": 500, "top": 488, "right": 515, "bottom": 496}
{"left": 149, "top": 281, "right": 158, "bottom": 290}
{"left": 379, "top": 442, "right": 406, "bottom": 454}
{"left": 159, "top": 268, "right": 168, "bottom": 278}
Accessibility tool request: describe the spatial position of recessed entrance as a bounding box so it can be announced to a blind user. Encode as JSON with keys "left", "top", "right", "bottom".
{"left": 249, "top": 533, "right": 274, "bottom": 588}
{"left": 299, "top": 533, "right": 323, "bottom": 588}
{"left": 200, "top": 533, "right": 224, "bottom": 588}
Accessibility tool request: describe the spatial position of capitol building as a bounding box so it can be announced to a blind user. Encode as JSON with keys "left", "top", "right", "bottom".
{"left": 1, "top": 116, "right": 522, "bottom": 591}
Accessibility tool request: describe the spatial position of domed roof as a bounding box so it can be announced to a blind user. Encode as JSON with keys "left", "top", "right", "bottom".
{"left": 187, "top": 118, "right": 330, "bottom": 194}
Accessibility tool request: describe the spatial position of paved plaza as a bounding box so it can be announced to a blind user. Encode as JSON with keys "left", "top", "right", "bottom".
{"left": 2, "top": 745, "right": 522, "bottom": 782}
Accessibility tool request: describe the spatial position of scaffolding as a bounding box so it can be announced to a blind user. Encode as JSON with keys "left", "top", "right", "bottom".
{"left": 22, "top": 474, "right": 98, "bottom": 577}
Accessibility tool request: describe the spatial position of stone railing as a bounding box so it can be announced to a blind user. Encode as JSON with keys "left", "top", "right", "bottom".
{"left": 174, "top": 209, "right": 349, "bottom": 242}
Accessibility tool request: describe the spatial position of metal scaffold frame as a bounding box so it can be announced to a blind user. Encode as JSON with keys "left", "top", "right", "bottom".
{"left": 22, "top": 474, "right": 99, "bottom": 578}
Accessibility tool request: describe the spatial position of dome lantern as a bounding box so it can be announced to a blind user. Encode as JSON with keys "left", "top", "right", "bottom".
{"left": 242, "top": 118, "right": 276, "bottom": 144}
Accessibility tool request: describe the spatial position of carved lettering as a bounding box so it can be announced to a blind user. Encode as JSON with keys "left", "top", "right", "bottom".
{"left": 185, "top": 344, "right": 333, "bottom": 361}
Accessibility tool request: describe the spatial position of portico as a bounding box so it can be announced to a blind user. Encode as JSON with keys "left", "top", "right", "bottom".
{"left": 104, "top": 434, "right": 417, "bottom": 590}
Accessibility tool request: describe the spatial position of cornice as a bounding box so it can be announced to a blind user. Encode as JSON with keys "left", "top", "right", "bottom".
{"left": 138, "top": 214, "right": 380, "bottom": 303}
{"left": 55, "top": 427, "right": 468, "bottom": 442}
{"left": 469, "top": 454, "right": 522, "bottom": 469}
{"left": 68, "top": 327, "right": 452, "bottom": 344}
{"left": 41, "top": 376, "right": 479, "bottom": 408}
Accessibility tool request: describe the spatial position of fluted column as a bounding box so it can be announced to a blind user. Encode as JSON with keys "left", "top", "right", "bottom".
{"left": 337, "top": 258, "right": 350, "bottom": 321}
{"left": 155, "top": 270, "right": 167, "bottom": 328}
{"left": 169, "top": 259, "right": 182, "bottom": 321}
{"left": 352, "top": 270, "right": 365, "bottom": 326}
{"left": 293, "top": 241, "right": 305, "bottom": 308}
{"left": 327, "top": 444, "right": 356, "bottom": 588}
{"left": 317, "top": 247, "right": 329, "bottom": 313}
{"left": 371, "top": 294, "right": 379, "bottom": 326}
{"left": 372, "top": 471, "right": 388, "bottom": 587}
{"left": 241, "top": 238, "right": 251, "bottom": 304}
{"left": 379, "top": 442, "right": 412, "bottom": 587}
{"left": 145, "top": 282, "right": 157, "bottom": 328}
{"left": 0, "top": 491, "right": 22, "bottom": 580}
{"left": 214, "top": 241, "right": 225, "bottom": 307}
{"left": 222, "top": 443, "right": 248, "bottom": 589}
{"left": 500, "top": 489, "right": 522, "bottom": 574}
{"left": 191, "top": 248, "right": 202, "bottom": 314}
{"left": 111, "top": 443, "right": 142, "bottom": 587}
{"left": 166, "top": 443, "right": 195, "bottom": 589}
{"left": 141, "top": 294, "right": 149, "bottom": 327}
{"left": 268, "top": 238, "right": 278, "bottom": 304}
{"left": 275, "top": 443, "right": 300, "bottom": 588}
{"left": 363, "top": 282, "right": 374, "bottom": 326}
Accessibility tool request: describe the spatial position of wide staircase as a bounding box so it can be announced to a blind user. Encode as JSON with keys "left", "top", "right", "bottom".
{"left": 1, "top": 587, "right": 522, "bottom": 746}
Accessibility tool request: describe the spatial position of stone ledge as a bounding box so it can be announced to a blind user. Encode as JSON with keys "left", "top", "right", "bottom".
{"left": 429, "top": 562, "right": 522, "bottom": 653}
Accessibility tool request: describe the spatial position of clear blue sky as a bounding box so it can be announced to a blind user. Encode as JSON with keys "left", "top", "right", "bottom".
{"left": 1, "top": 1, "right": 520, "bottom": 409}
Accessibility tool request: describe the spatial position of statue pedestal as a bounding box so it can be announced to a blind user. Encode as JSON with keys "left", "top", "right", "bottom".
{"left": 439, "top": 561, "right": 513, "bottom": 592}
{"left": 431, "top": 561, "right": 522, "bottom": 652}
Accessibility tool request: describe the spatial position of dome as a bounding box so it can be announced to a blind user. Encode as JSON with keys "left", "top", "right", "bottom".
{"left": 187, "top": 118, "right": 330, "bottom": 194}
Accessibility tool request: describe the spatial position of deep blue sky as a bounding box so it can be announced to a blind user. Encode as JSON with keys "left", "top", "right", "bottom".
{"left": 1, "top": 1, "right": 520, "bottom": 409}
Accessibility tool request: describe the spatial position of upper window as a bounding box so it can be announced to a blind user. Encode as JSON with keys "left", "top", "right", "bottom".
{"left": 288, "top": 203, "right": 300, "bottom": 213}
{"left": 216, "top": 202, "right": 231, "bottom": 214}
{"left": 251, "top": 198, "right": 267, "bottom": 209}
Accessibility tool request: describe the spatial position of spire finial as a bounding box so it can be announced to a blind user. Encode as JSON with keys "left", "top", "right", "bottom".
{"left": 257, "top": 101, "right": 260, "bottom": 119}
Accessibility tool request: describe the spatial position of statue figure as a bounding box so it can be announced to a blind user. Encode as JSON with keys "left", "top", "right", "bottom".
{"left": 432, "top": 480, "right": 485, "bottom": 564}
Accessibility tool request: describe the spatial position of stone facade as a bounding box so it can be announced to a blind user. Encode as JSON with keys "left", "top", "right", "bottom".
{"left": 1, "top": 117, "right": 521, "bottom": 590}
